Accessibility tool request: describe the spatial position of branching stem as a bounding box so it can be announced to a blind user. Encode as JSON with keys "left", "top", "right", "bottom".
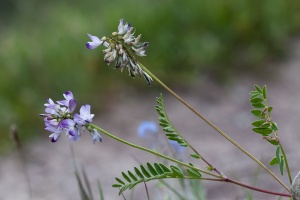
{"left": 139, "top": 62, "right": 290, "bottom": 192}
{"left": 91, "top": 124, "right": 291, "bottom": 197}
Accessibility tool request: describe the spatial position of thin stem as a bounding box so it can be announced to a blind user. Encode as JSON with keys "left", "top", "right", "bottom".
{"left": 226, "top": 178, "right": 291, "bottom": 197}
{"left": 143, "top": 182, "right": 150, "bottom": 200}
{"left": 279, "top": 143, "right": 292, "bottom": 184}
{"left": 140, "top": 62, "right": 290, "bottom": 192}
{"left": 90, "top": 124, "right": 218, "bottom": 178}
{"left": 163, "top": 177, "right": 291, "bottom": 197}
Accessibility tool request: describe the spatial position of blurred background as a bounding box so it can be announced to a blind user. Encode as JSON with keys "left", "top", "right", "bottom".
{"left": 1, "top": 0, "right": 299, "bottom": 153}
{"left": 1, "top": 0, "right": 300, "bottom": 199}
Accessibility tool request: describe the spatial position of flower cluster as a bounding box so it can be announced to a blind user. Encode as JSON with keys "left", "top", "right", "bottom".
{"left": 40, "top": 91, "right": 102, "bottom": 143}
{"left": 86, "top": 19, "right": 152, "bottom": 85}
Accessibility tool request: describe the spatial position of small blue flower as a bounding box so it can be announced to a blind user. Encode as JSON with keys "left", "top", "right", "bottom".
{"left": 168, "top": 140, "right": 185, "bottom": 153}
{"left": 137, "top": 121, "right": 158, "bottom": 138}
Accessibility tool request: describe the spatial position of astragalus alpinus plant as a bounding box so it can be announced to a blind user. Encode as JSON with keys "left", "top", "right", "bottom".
{"left": 41, "top": 19, "right": 299, "bottom": 199}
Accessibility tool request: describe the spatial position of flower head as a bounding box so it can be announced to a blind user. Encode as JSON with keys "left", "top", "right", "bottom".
{"left": 85, "top": 18, "right": 152, "bottom": 85}
{"left": 40, "top": 91, "right": 101, "bottom": 144}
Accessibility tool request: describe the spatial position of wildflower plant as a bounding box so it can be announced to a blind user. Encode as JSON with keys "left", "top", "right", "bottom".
{"left": 41, "top": 18, "right": 300, "bottom": 199}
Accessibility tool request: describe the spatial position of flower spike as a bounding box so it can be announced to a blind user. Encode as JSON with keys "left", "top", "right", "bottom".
{"left": 85, "top": 19, "right": 152, "bottom": 85}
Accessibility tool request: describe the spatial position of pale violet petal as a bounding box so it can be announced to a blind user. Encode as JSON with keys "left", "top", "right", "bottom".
{"left": 86, "top": 33, "right": 103, "bottom": 49}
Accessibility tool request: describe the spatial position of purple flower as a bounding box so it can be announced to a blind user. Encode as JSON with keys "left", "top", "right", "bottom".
{"left": 44, "top": 98, "right": 61, "bottom": 116}
{"left": 68, "top": 127, "right": 81, "bottom": 141}
{"left": 137, "top": 121, "right": 158, "bottom": 138}
{"left": 74, "top": 104, "right": 94, "bottom": 126}
{"left": 46, "top": 123, "right": 64, "bottom": 142}
{"left": 57, "top": 91, "right": 76, "bottom": 113}
{"left": 86, "top": 34, "right": 104, "bottom": 49}
{"left": 41, "top": 91, "right": 101, "bottom": 144}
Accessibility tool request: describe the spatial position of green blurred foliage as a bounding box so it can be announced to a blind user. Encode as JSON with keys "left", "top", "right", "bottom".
{"left": 0, "top": 0, "right": 299, "bottom": 153}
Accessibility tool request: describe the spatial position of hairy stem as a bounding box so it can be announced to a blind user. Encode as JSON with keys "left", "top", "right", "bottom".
{"left": 140, "top": 62, "right": 290, "bottom": 192}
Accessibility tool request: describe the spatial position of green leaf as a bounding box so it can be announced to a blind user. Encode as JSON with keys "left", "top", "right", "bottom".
{"left": 170, "top": 166, "right": 184, "bottom": 177}
{"left": 122, "top": 172, "right": 131, "bottom": 183}
{"left": 186, "top": 169, "right": 202, "bottom": 178}
{"left": 271, "top": 122, "right": 278, "bottom": 131}
{"left": 252, "top": 128, "right": 273, "bottom": 135}
{"left": 269, "top": 157, "right": 279, "bottom": 165}
{"left": 254, "top": 85, "right": 262, "bottom": 93}
{"left": 163, "top": 127, "right": 175, "bottom": 133}
{"left": 115, "top": 177, "right": 125, "bottom": 185}
{"left": 250, "top": 93, "right": 261, "bottom": 99}
{"left": 249, "top": 91, "right": 260, "bottom": 96}
{"left": 251, "top": 109, "right": 264, "bottom": 119}
{"left": 140, "top": 165, "right": 151, "bottom": 178}
{"left": 250, "top": 98, "right": 264, "bottom": 104}
{"left": 190, "top": 153, "right": 201, "bottom": 159}
{"left": 267, "top": 107, "right": 273, "bottom": 113}
{"left": 134, "top": 167, "right": 144, "bottom": 179}
{"left": 279, "top": 158, "right": 284, "bottom": 175}
{"left": 276, "top": 146, "right": 281, "bottom": 161}
{"left": 252, "top": 120, "right": 270, "bottom": 128}
{"left": 262, "top": 85, "right": 267, "bottom": 99}
{"left": 158, "top": 116, "right": 168, "bottom": 124}
{"left": 159, "top": 164, "right": 171, "bottom": 173}
{"left": 112, "top": 184, "right": 122, "bottom": 188}
{"left": 251, "top": 102, "right": 265, "bottom": 108}
{"left": 159, "top": 123, "right": 168, "bottom": 127}
{"left": 266, "top": 139, "right": 279, "bottom": 145}
{"left": 206, "top": 166, "right": 214, "bottom": 171}
{"left": 154, "top": 163, "right": 164, "bottom": 175}
{"left": 128, "top": 171, "right": 138, "bottom": 181}
{"left": 147, "top": 163, "right": 158, "bottom": 176}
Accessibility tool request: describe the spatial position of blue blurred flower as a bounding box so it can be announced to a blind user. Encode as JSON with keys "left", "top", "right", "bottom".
{"left": 168, "top": 140, "right": 185, "bottom": 153}
{"left": 137, "top": 121, "right": 158, "bottom": 138}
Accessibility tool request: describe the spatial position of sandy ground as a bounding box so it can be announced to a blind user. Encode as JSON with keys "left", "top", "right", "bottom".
{"left": 1, "top": 40, "right": 300, "bottom": 200}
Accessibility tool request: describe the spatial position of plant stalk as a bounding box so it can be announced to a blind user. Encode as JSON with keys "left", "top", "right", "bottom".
{"left": 140, "top": 62, "right": 290, "bottom": 192}
{"left": 90, "top": 124, "right": 218, "bottom": 178}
